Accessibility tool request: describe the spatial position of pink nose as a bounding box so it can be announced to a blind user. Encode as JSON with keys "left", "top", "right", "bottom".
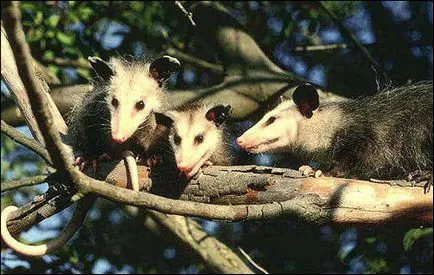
{"left": 177, "top": 164, "right": 192, "bottom": 174}
{"left": 112, "top": 135, "right": 126, "bottom": 143}
{"left": 236, "top": 137, "right": 245, "bottom": 147}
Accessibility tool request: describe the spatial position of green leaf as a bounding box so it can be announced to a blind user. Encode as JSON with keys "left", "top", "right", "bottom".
{"left": 47, "top": 15, "right": 60, "bottom": 27}
{"left": 403, "top": 228, "right": 433, "bottom": 251}
{"left": 57, "top": 32, "right": 74, "bottom": 46}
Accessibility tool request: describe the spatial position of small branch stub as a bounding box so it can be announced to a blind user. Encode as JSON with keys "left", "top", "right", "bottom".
{"left": 175, "top": 1, "right": 197, "bottom": 27}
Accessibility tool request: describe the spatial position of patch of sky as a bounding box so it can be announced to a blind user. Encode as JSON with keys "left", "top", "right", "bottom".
{"left": 338, "top": 227, "right": 358, "bottom": 261}
{"left": 63, "top": 67, "right": 79, "bottom": 82}
{"left": 92, "top": 258, "right": 112, "bottom": 274}
{"left": 382, "top": 1, "right": 411, "bottom": 23}
{"left": 347, "top": 256, "right": 366, "bottom": 274}
{"left": 202, "top": 220, "right": 220, "bottom": 235}
{"left": 408, "top": 30, "right": 422, "bottom": 42}
{"left": 183, "top": 69, "right": 196, "bottom": 84}
{"left": 320, "top": 226, "right": 333, "bottom": 241}
{"left": 109, "top": 208, "right": 124, "bottom": 224}
{"left": 116, "top": 265, "right": 134, "bottom": 274}
{"left": 89, "top": 207, "right": 102, "bottom": 220}
{"left": 132, "top": 41, "right": 147, "bottom": 57}
{"left": 255, "top": 153, "right": 273, "bottom": 166}
{"left": 307, "top": 65, "right": 326, "bottom": 86}
{"left": 20, "top": 206, "right": 74, "bottom": 242}
{"left": 163, "top": 247, "right": 176, "bottom": 260}
{"left": 98, "top": 20, "right": 130, "bottom": 50}
{"left": 411, "top": 47, "right": 423, "bottom": 58}
{"left": 321, "top": 26, "right": 343, "bottom": 44}
{"left": 249, "top": 1, "right": 259, "bottom": 11}
{"left": 400, "top": 265, "right": 411, "bottom": 274}
{"left": 343, "top": 4, "right": 375, "bottom": 44}
{"left": 376, "top": 241, "right": 388, "bottom": 254}
{"left": 1, "top": 251, "right": 31, "bottom": 270}
{"left": 1, "top": 80, "right": 10, "bottom": 95}
{"left": 181, "top": 265, "right": 199, "bottom": 274}
{"left": 274, "top": 45, "right": 308, "bottom": 75}
{"left": 268, "top": 17, "right": 283, "bottom": 35}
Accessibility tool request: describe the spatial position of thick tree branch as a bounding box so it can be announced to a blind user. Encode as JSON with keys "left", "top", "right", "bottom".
{"left": 1, "top": 120, "right": 52, "bottom": 165}
{"left": 3, "top": 3, "right": 74, "bottom": 179}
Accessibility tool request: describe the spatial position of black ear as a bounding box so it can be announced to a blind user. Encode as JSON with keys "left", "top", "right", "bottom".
{"left": 292, "top": 84, "right": 319, "bottom": 118}
{"left": 154, "top": 112, "right": 174, "bottom": 128}
{"left": 205, "top": 105, "right": 232, "bottom": 126}
{"left": 149, "top": 55, "right": 181, "bottom": 86}
{"left": 88, "top": 56, "right": 114, "bottom": 81}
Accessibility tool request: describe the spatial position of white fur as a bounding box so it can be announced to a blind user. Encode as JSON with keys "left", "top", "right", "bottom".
{"left": 108, "top": 59, "right": 163, "bottom": 142}
{"left": 238, "top": 100, "right": 345, "bottom": 153}
{"left": 168, "top": 106, "right": 222, "bottom": 178}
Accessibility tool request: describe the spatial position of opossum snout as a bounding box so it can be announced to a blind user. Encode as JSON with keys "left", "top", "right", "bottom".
{"left": 112, "top": 133, "right": 127, "bottom": 143}
{"left": 236, "top": 137, "right": 244, "bottom": 147}
{"left": 177, "top": 163, "right": 192, "bottom": 174}
{"left": 236, "top": 136, "right": 250, "bottom": 149}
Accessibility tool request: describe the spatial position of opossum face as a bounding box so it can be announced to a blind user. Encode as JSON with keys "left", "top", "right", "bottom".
{"left": 237, "top": 84, "right": 319, "bottom": 153}
{"left": 89, "top": 56, "right": 180, "bottom": 143}
{"left": 157, "top": 105, "right": 231, "bottom": 178}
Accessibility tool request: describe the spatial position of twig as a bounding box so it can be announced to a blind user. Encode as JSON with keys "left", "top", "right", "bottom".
{"left": 42, "top": 56, "right": 91, "bottom": 69}
{"left": 166, "top": 46, "right": 223, "bottom": 73}
{"left": 175, "top": 1, "right": 196, "bottom": 27}
{"left": 1, "top": 174, "right": 55, "bottom": 192}
{"left": 238, "top": 247, "right": 269, "bottom": 274}
{"left": 1, "top": 120, "right": 53, "bottom": 165}
{"left": 293, "top": 39, "right": 433, "bottom": 53}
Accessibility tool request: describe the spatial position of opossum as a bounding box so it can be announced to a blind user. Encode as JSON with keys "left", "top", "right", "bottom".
{"left": 237, "top": 82, "right": 433, "bottom": 189}
{"left": 0, "top": 56, "right": 181, "bottom": 257}
{"left": 145, "top": 104, "right": 232, "bottom": 179}
{"left": 66, "top": 55, "right": 180, "bottom": 172}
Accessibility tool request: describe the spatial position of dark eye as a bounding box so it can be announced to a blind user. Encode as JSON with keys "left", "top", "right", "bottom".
{"left": 174, "top": 134, "right": 181, "bottom": 146}
{"left": 111, "top": 98, "right": 119, "bottom": 108}
{"left": 194, "top": 134, "right": 204, "bottom": 144}
{"left": 135, "top": 100, "right": 145, "bottom": 111}
{"left": 266, "top": 116, "right": 276, "bottom": 126}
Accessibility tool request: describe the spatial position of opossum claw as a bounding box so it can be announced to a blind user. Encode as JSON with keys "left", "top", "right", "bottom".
{"left": 75, "top": 156, "right": 85, "bottom": 166}
{"left": 92, "top": 160, "right": 98, "bottom": 173}
{"left": 146, "top": 155, "right": 163, "bottom": 168}
{"left": 299, "top": 165, "right": 322, "bottom": 178}
{"left": 408, "top": 170, "right": 433, "bottom": 194}
{"left": 98, "top": 153, "right": 112, "bottom": 162}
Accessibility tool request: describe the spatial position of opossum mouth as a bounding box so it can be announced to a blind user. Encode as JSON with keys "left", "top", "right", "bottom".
{"left": 247, "top": 138, "right": 279, "bottom": 152}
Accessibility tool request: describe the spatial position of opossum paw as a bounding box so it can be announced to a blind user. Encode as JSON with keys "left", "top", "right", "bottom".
{"left": 299, "top": 165, "right": 322, "bottom": 178}
{"left": 75, "top": 153, "right": 112, "bottom": 173}
{"left": 98, "top": 153, "right": 112, "bottom": 162}
{"left": 146, "top": 155, "right": 163, "bottom": 168}
{"left": 408, "top": 170, "right": 432, "bottom": 194}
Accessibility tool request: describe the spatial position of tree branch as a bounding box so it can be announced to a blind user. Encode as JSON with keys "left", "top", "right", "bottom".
{"left": 1, "top": 120, "right": 52, "bottom": 165}
{"left": 1, "top": 174, "right": 54, "bottom": 192}
{"left": 125, "top": 207, "right": 254, "bottom": 274}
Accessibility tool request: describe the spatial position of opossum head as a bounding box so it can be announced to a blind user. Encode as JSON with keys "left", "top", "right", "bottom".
{"left": 88, "top": 55, "right": 180, "bottom": 143}
{"left": 237, "top": 84, "right": 320, "bottom": 153}
{"left": 156, "top": 104, "right": 232, "bottom": 178}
